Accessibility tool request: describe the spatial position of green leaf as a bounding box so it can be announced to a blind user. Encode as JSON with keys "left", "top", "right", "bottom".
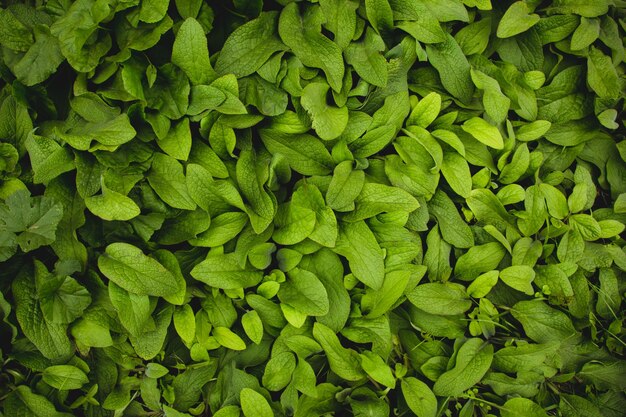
{"left": 467, "top": 188, "right": 515, "bottom": 229}
{"left": 455, "top": 242, "right": 507, "bottom": 280}
{"left": 467, "top": 271, "right": 499, "bottom": 298}
{"left": 360, "top": 351, "right": 396, "bottom": 388}
{"left": 139, "top": 0, "right": 169, "bottom": 23}
{"left": 4, "top": 385, "right": 72, "bottom": 417}
{"left": 39, "top": 276, "right": 91, "bottom": 324}
{"left": 407, "top": 283, "right": 472, "bottom": 315}
{"left": 539, "top": 183, "right": 568, "bottom": 219}
{"left": 559, "top": 394, "right": 603, "bottom": 417}
{"left": 548, "top": 0, "right": 609, "bottom": 18}
{"left": 301, "top": 82, "right": 349, "bottom": 140}
{"left": 441, "top": 151, "right": 472, "bottom": 198}
{"left": 433, "top": 338, "right": 494, "bottom": 397}
{"left": 461, "top": 117, "right": 504, "bottom": 149}
{"left": 569, "top": 214, "right": 601, "bottom": 241}
{"left": 215, "top": 12, "right": 285, "bottom": 77}
{"left": 272, "top": 202, "right": 316, "bottom": 245}
{"left": 240, "top": 388, "right": 273, "bottom": 417}
{"left": 172, "top": 18, "right": 216, "bottom": 84}
{"left": 11, "top": 26, "right": 64, "bottom": 86}
{"left": 407, "top": 93, "right": 442, "bottom": 128}
{"left": 326, "top": 161, "right": 365, "bottom": 211}
{"left": 0, "top": 190, "right": 63, "bottom": 253}
{"left": 428, "top": 190, "right": 474, "bottom": 248}
{"left": 0, "top": 8, "right": 34, "bottom": 52}
{"left": 345, "top": 28, "right": 388, "bottom": 87}
{"left": 98, "top": 243, "right": 181, "bottom": 297}
{"left": 42, "top": 365, "right": 89, "bottom": 390}
{"left": 501, "top": 398, "right": 548, "bottom": 417}
{"left": 497, "top": 1, "right": 540, "bottom": 39}
{"left": 511, "top": 300, "right": 578, "bottom": 343}
{"left": 587, "top": 46, "right": 620, "bottom": 99}
{"left": 365, "top": 0, "right": 393, "bottom": 33}
{"left": 278, "top": 2, "right": 344, "bottom": 92}
{"left": 361, "top": 270, "right": 411, "bottom": 318}
{"left": 213, "top": 326, "right": 246, "bottom": 350}
{"left": 158, "top": 118, "right": 192, "bottom": 161}
{"left": 278, "top": 268, "right": 329, "bottom": 316}
{"left": 334, "top": 221, "right": 385, "bottom": 290}
{"left": 259, "top": 129, "right": 334, "bottom": 176}
{"left": 346, "top": 183, "right": 420, "bottom": 221}
{"left": 241, "top": 310, "right": 264, "bottom": 344}
{"left": 570, "top": 17, "right": 600, "bottom": 50}
{"left": 401, "top": 377, "right": 437, "bottom": 417}
{"left": 191, "top": 253, "right": 263, "bottom": 289}
{"left": 25, "top": 133, "right": 74, "bottom": 184}
{"left": 499, "top": 265, "right": 535, "bottom": 295}
{"left": 13, "top": 273, "right": 72, "bottom": 360}
{"left": 313, "top": 322, "right": 366, "bottom": 381}
{"left": 148, "top": 153, "right": 197, "bottom": 210}
{"left": 85, "top": 181, "right": 140, "bottom": 221}
{"left": 425, "top": 33, "right": 474, "bottom": 104}
{"left": 174, "top": 304, "right": 196, "bottom": 346}
{"left": 262, "top": 352, "right": 296, "bottom": 391}
{"left": 58, "top": 114, "right": 138, "bottom": 151}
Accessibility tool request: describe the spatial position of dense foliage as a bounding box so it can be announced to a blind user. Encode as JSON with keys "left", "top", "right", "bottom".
{"left": 0, "top": 0, "right": 625, "bottom": 416}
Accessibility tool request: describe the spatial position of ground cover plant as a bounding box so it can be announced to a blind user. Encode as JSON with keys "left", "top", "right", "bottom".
{"left": 0, "top": 0, "right": 625, "bottom": 416}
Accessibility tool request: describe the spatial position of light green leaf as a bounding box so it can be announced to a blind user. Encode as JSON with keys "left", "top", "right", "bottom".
{"left": 191, "top": 253, "right": 263, "bottom": 289}
{"left": 259, "top": 129, "right": 334, "bottom": 176}
{"left": 345, "top": 28, "right": 388, "bottom": 87}
{"left": 425, "top": 33, "right": 474, "bottom": 104}
{"left": 433, "top": 338, "right": 494, "bottom": 397}
{"left": 499, "top": 265, "right": 535, "bottom": 295}
{"left": 240, "top": 388, "right": 273, "bottom": 417}
{"left": 263, "top": 352, "right": 296, "bottom": 391}
{"left": 461, "top": 117, "right": 504, "bottom": 149}
{"left": 360, "top": 351, "right": 396, "bottom": 388}
{"left": 326, "top": 161, "right": 365, "bottom": 211}
{"left": 313, "top": 322, "right": 365, "bottom": 381}
{"left": 98, "top": 243, "right": 180, "bottom": 297}
{"left": 428, "top": 190, "right": 474, "bottom": 248}
{"left": 85, "top": 181, "right": 140, "bottom": 221}
{"left": 278, "top": 3, "right": 344, "bottom": 92}
{"left": 497, "top": 1, "right": 540, "bottom": 39}
{"left": 548, "top": 0, "right": 608, "bottom": 18}
{"left": 346, "top": 183, "right": 420, "bottom": 221}
{"left": 467, "top": 271, "right": 499, "bottom": 298}
{"left": 4, "top": 385, "right": 72, "bottom": 417}
{"left": 278, "top": 268, "right": 330, "bottom": 316}
{"left": 334, "top": 221, "right": 385, "bottom": 289}
{"left": 301, "top": 82, "right": 348, "bottom": 140}
{"left": 272, "top": 202, "right": 316, "bottom": 245}
{"left": 511, "top": 300, "right": 578, "bottom": 343}
{"left": 407, "top": 282, "right": 472, "bottom": 315}
{"left": 215, "top": 12, "right": 285, "bottom": 77}
{"left": 501, "top": 398, "right": 548, "bottom": 417}
{"left": 401, "top": 377, "right": 437, "bottom": 417}
{"left": 365, "top": 0, "right": 393, "bottom": 33}
{"left": 587, "top": 46, "right": 620, "bottom": 99}
{"left": 13, "top": 274, "right": 72, "bottom": 360}
{"left": 455, "top": 242, "right": 506, "bottom": 280}
{"left": 174, "top": 304, "right": 196, "bottom": 346}
{"left": 172, "top": 18, "right": 216, "bottom": 84}
{"left": 43, "top": 365, "right": 89, "bottom": 390}
{"left": 213, "top": 326, "right": 246, "bottom": 350}
{"left": 148, "top": 153, "right": 196, "bottom": 210}
{"left": 242, "top": 310, "right": 263, "bottom": 344}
